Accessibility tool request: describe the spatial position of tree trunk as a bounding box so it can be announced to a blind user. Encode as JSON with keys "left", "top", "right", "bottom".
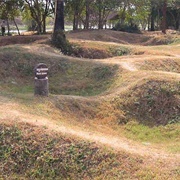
{"left": 176, "top": 12, "right": 180, "bottom": 30}
{"left": 162, "top": 0, "right": 167, "bottom": 34}
{"left": 43, "top": 15, "right": 46, "bottom": 33}
{"left": 85, "top": 0, "right": 90, "bottom": 29}
{"left": 37, "top": 20, "right": 42, "bottom": 34}
{"left": 120, "top": 5, "right": 126, "bottom": 25}
{"left": 13, "top": 18, "right": 20, "bottom": 35}
{"left": 73, "top": 11, "right": 79, "bottom": 30}
{"left": 98, "top": 8, "right": 103, "bottom": 29}
{"left": 7, "top": 19, "right": 10, "bottom": 36}
{"left": 150, "top": 6, "right": 155, "bottom": 31}
{"left": 53, "top": 0, "right": 64, "bottom": 32}
{"left": 176, "top": 16, "right": 180, "bottom": 30}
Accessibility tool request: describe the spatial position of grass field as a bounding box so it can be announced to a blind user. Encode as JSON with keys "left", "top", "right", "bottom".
{"left": 0, "top": 29, "right": 179, "bottom": 179}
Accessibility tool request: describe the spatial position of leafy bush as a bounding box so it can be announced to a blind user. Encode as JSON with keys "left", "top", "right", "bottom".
{"left": 51, "top": 30, "right": 72, "bottom": 55}
{"left": 70, "top": 43, "right": 111, "bottom": 59}
{"left": 109, "top": 46, "right": 130, "bottom": 56}
{"left": 112, "top": 23, "right": 140, "bottom": 33}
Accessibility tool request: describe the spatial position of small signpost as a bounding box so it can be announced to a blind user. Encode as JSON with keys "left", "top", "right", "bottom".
{"left": 34, "top": 63, "right": 49, "bottom": 96}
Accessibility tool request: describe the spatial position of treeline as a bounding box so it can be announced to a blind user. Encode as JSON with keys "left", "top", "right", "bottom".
{"left": 0, "top": 0, "right": 179, "bottom": 35}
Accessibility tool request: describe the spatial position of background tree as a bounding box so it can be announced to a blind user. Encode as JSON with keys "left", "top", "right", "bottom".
{"left": 0, "top": 0, "right": 23, "bottom": 35}
{"left": 23, "top": 0, "right": 54, "bottom": 34}
{"left": 53, "top": 0, "right": 65, "bottom": 32}
{"left": 166, "top": 0, "right": 180, "bottom": 30}
{"left": 95, "top": 0, "right": 118, "bottom": 29}
{"left": 162, "top": 0, "right": 167, "bottom": 34}
{"left": 84, "top": 0, "right": 92, "bottom": 29}
{"left": 132, "top": 0, "right": 150, "bottom": 30}
{"left": 65, "top": 0, "right": 85, "bottom": 30}
{"left": 1, "top": 0, "right": 179, "bottom": 34}
{"left": 148, "top": 0, "right": 179, "bottom": 32}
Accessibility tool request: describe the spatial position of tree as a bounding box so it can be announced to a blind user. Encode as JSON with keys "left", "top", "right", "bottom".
{"left": 95, "top": 0, "right": 118, "bottom": 29}
{"left": 52, "top": 0, "right": 72, "bottom": 55}
{"left": 162, "top": 0, "right": 167, "bottom": 33}
{"left": 85, "top": 0, "right": 91, "bottom": 29}
{"left": 65, "top": 0, "right": 85, "bottom": 30}
{"left": 24, "top": 0, "right": 54, "bottom": 34}
{"left": 0, "top": 0, "right": 23, "bottom": 35}
{"left": 149, "top": 0, "right": 159, "bottom": 31}
{"left": 148, "top": 0, "right": 179, "bottom": 32}
{"left": 53, "top": 0, "right": 65, "bottom": 32}
{"left": 166, "top": 0, "right": 180, "bottom": 30}
{"left": 132, "top": 0, "right": 150, "bottom": 30}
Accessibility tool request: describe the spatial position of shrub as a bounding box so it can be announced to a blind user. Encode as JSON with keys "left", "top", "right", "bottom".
{"left": 112, "top": 23, "right": 140, "bottom": 33}
{"left": 51, "top": 30, "right": 72, "bottom": 55}
{"left": 109, "top": 46, "right": 130, "bottom": 56}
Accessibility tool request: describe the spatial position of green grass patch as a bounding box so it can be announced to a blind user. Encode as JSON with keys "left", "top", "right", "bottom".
{"left": 1, "top": 84, "right": 33, "bottom": 94}
{"left": 123, "top": 121, "right": 180, "bottom": 152}
{"left": 49, "top": 62, "right": 118, "bottom": 96}
{"left": 0, "top": 45, "right": 118, "bottom": 96}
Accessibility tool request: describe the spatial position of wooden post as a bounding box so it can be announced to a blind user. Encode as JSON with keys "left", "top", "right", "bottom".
{"left": 34, "top": 63, "right": 49, "bottom": 96}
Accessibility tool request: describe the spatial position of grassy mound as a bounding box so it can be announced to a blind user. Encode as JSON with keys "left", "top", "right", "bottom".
{"left": 50, "top": 62, "right": 118, "bottom": 96}
{"left": 0, "top": 35, "right": 49, "bottom": 47}
{"left": 144, "top": 35, "right": 180, "bottom": 46}
{"left": 121, "top": 80, "right": 180, "bottom": 126}
{"left": 68, "top": 29, "right": 180, "bottom": 46}
{"left": 0, "top": 122, "right": 142, "bottom": 179}
{"left": 138, "top": 59, "right": 180, "bottom": 73}
{"left": 0, "top": 45, "right": 118, "bottom": 96}
{"left": 70, "top": 42, "right": 131, "bottom": 59}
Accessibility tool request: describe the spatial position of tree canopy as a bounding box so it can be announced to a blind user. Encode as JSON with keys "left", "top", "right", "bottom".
{"left": 0, "top": 0, "right": 179, "bottom": 35}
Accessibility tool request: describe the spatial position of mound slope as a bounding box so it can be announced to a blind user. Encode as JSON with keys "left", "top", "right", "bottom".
{"left": 67, "top": 29, "right": 179, "bottom": 46}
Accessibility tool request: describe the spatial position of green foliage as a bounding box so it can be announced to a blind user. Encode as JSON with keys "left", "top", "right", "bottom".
{"left": 168, "top": 116, "right": 180, "bottom": 125}
{"left": 109, "top": 46, "right": 130, "bottom": 56}
{"left": 1, "top": 0, "right": 180, "bottom": 32}
{"left": 51, "top": 30, "right": 73, "bottom": 55}
{"left": 112, "top": 23, "right": 140, "bottom": 33}
{"left": 16, "top": 63, "right": 33, "bottom": 76}
{"left": 49, "top": 63, "right": 118, "bottom": 96}
{"left": 0, "top": 0, "right": 22, "bottom": 20}
{"left": 0, "top": 46, "right": 39, "bottom": 78}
